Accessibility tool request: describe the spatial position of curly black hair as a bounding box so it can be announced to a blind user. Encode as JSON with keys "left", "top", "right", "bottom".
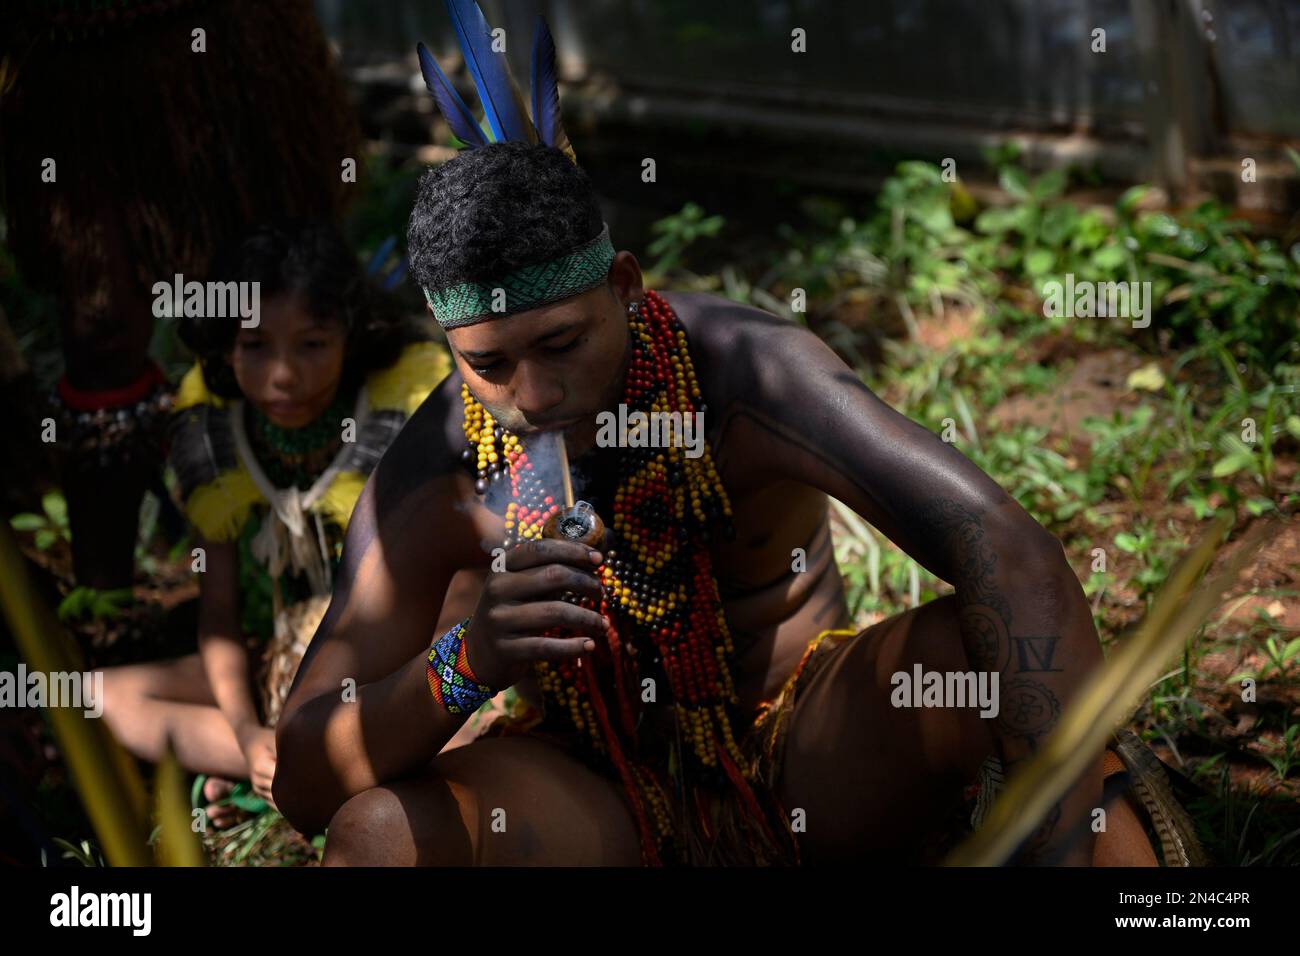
{"left": 407, "top": 141, "right": 605, "bottom": 292}
{"left": 180, "top": 221, "right": 419, "bottom": 400}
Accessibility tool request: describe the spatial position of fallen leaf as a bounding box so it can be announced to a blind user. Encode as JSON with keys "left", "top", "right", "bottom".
{"left": 1126, "top": 363, "right": 1166, "bottom": 392}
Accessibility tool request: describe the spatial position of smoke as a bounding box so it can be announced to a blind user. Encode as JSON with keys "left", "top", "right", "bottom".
{"left": 478, "top": 428, "right": 593, "bottom": 521}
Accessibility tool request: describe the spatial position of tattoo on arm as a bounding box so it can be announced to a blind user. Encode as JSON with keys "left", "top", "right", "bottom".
{"left": 920, "top": 499, "right": 1014, "bottom": 673}
{"left": 926, "top": 498, "right": 1079, "bottom": 860}
{"left": 996, "top": 678, "right": 1062, "bottom": 747}
{"left": 1017, "top": 801, "right": 1064, "bottom": 865}
{"left": 922, "top": 499, "right": 1065, "bottom": 678}
{"left": 919, "top": 499, "right": 1013, "bottom": 623}
{"left": 1012, "top": 636, "right": 1063, "bottom": 672}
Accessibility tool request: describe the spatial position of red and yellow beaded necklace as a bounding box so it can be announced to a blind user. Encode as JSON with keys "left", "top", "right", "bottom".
{"left": 460, "top": 289, "right": 797, "bottom": 865}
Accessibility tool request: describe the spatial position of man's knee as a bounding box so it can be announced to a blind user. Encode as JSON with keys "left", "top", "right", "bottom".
{"left": 322, "top": 773, "right": 469, "bottom": 867}
{"left": 323, "top": 787, "right": 409, "bottom": 866}
{"left": 900, "top": 593, "right": 969, "bottom": 670}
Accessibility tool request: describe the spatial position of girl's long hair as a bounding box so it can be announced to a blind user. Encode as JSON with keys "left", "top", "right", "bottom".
{"left": 180, "top": 220, "right": 421, "bottom": 400}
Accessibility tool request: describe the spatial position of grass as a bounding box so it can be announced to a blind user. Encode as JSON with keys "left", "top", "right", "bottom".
{"left": 206, "top": 810, "right": 318, "bottom": 867}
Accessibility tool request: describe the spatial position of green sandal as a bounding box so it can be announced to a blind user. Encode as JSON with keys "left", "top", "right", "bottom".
{"left": 190, "top": 774, "right": 270, "bottom": 819}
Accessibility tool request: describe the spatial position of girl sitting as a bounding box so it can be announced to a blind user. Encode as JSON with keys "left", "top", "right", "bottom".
{"left": 100, "top": 221, "right": 451, "bottom": 826}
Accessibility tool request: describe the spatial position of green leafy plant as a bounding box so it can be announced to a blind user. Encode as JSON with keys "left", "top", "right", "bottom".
{"left": 1231, "top": 632, "right": 1300, "bottom": 685}
{"left": 1209, "top": 379, "right": 1295, "bottom": 499}
{"left": 969, "top": 426, "right": 1093, "bottom": 525}
{"left": 974, "top": 164, "right": 1073, "bottom": 277}
{"left": 10, "top": 490, "right": 70, "bottom": 551}
{"left": 1136, "top": 203, "right": 1300, "bottom": 372}
{"left": 768, "top": 155, "right": 1298, "bottom": 377}
{"left": 57, "top": 586, "right": 133, "bottom": 624}
{"left": 1112, "top": 521, "right": 1180, "bottom": 597}
{"left": 43, "top": 837, "right": 106, "bottom": 868}
{"left": 646, "top": 202, "right": 725, "bottom": 276}
{"left": 1083, "top": 405, "right": 1166, "bottom": 505}
{"left": 1261, "top": 720, "right": 1300, "bottom": 782}
{"left": 1188, "top": 764, "right": 1300, "bottom": 866}
{"left": 875, "top": 161, "right": 997, "bottom": 313}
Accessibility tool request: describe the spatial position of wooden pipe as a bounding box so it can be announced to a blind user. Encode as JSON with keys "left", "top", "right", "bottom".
{"left": 542, "top": 499, "right": 605, "bottom": 549}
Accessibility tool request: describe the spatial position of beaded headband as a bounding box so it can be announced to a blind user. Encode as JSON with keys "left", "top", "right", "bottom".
{"left": 421, "top": 223, "right": 615, "bottom": 330}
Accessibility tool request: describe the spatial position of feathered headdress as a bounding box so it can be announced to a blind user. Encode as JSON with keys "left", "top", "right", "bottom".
{"left": 417, "top": 0, "right": 575, "bottom": 163}
{"left": 414, "top": 0, "right": 613, "bottom": 330}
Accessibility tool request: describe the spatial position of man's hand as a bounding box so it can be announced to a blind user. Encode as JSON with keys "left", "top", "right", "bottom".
{"left": 236, "top": 724, "right": 278, "bottom": 804}
{"left": 465, "top": 538, "right": 608, "bottom": 690}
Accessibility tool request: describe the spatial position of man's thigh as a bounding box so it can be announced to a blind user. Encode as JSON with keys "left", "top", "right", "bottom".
{"left": 323, "top": 735, "right": 643, "bottom": 866}
{"left": 777, "top": 594, "right": 998, "bottom": 862}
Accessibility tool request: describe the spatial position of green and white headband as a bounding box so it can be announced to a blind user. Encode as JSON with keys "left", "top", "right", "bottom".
{"left": 423, "top": 222, "right": 615, "bottom": 330}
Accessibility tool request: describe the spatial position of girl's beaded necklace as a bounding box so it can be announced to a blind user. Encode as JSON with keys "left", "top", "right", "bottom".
{"left": 246, "top": 386, "right": 355, "bottom": 491}
{"left": 460, "top": 289, "right": 797, "bottom": 865}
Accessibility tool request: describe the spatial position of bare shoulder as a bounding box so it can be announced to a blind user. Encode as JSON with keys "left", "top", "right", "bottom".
{"left": 662, "top": 290, "right": 832, "bottom": 413}
{"left": 662, "top": 289, "right": 789, "bottom": 349}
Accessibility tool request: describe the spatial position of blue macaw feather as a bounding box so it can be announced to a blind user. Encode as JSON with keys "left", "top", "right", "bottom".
{"left": 366, "top": 235, "right": 399, "bottom": 278}
{"left": 417, "top": 41, "right": 487, "bottom": 148}
{"left": 529, "top": 15, "right": 564, "bottom": 149}
{"left": 385, "top": 257, "right": 409, "bottom": 291}
{"left": 442, "top": 0, "right": 534, "bottom": 144}
{"left": 362, "top": 236, "right": 406, "bottom": 291}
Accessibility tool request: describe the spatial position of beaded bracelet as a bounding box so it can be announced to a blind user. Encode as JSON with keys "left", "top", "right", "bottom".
{"left": 426, "top": 618, "right": 496, "bottom": 715}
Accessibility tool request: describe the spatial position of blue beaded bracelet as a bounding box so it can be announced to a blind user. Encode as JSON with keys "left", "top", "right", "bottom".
{"left": 426, "top": 618, "right": 495, "bottom": 715}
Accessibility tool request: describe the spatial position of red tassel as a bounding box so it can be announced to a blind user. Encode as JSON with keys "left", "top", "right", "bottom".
{"left": 581, "top": 653, "right": 661, "bottom": 866}
{"left": 693, "top": 786, "right": 714, "bottom": 842}
{"left": 764, "top": 791, "right": 801, "bottom": 865}
{"left": 717, "top": 745, "right": 779, "bottom": 848}
{"left": 602, "top": 603, "right": 640, "bottom": 739}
